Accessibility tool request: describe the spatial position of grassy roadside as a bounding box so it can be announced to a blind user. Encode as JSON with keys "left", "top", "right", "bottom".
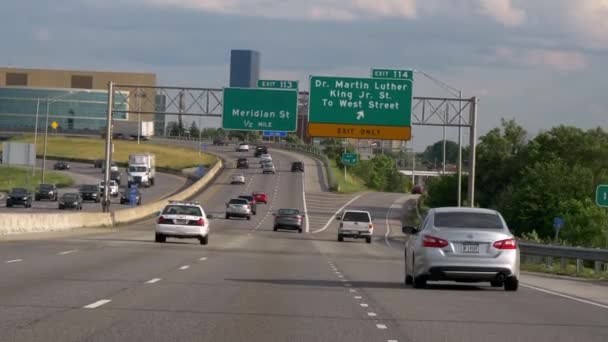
{"left": 3, "top": 135, "right": 217, "bottom": 169}
{"left": 0, "top": 165, "right": 74, "bottom": 192}
{"left": 329, "top": 160, "right": 366, "bottom": 193}
{"left": 521, "top": 262, "right": 608, "bottom": 280}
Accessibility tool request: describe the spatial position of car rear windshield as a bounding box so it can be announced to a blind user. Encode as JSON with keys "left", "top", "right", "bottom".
{"left": 278, "top": 209, "right": 300, "bottom": 215}
{"left": 229, "top": 199, "right": 248, "bottom": 205}
{"left": 39, "top": 184, "right": 54, "bottom": 190}
{"left": 81, "top": 185, "right": 98, "bottom": 191}
{"left": 63, "top": 194, "right": 79, "bottom": 201}
{"left": 239, "top": 196, "right": 254, "bottom": 201}
{"left": 342, "top": 212, "right": 371, "bottom": 222}
{"left": 434, "top": 212, "right": 504, "bottom": 229}
{"left": 162, "top": 205, "right": 202, "bottom": 216}
{"left": 12, "top": 188, "right": 28, "bottom": 194}
{"left": 129, "top": 166, "right": 146, "bottom": 172}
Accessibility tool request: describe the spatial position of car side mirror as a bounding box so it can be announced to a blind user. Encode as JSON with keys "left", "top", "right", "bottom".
{"left": 402, "top": 225, "right": 419, "bottom": 235}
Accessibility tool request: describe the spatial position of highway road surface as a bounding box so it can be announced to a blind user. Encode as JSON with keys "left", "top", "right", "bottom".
{"left": 0, "top": 158, "right": 187, "bottom": 213}
{"left": 1, "top": 146, "right": 607, "bottom": 342}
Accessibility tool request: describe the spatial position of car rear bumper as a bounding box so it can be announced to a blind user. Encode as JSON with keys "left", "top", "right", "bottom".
{"left": 426, "top": 266, "right": 515, "bottom": 281}
{"left": 339, "top": 229, "right": 373, "bottom": 238}
{"left": 415, "top": 250, "right": 520, "bottom": 281}
{"left": 156, "top": 224, "right": 207, "bottom": 237}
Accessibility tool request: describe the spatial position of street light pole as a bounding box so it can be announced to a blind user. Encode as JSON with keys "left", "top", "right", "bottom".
{"left": 41, "top": 99, "right": 50, "bottom": 183}
{"left": 457, "top": 90, "right": 463, "bottom": 207}
{"left": 32, "top": 99, "right": 40, "bottom": 176}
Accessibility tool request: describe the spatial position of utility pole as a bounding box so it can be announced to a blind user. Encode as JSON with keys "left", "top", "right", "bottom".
{"left": 457, "top": 90, "right": 463, "bottom": 207}
{"left": 32, "top": 99, "right": 40, "bottom": 176}
{"left": 102, "top": 82, "right": 114, "bottom": 213}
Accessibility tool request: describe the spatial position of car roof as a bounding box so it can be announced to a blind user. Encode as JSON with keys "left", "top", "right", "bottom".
{"left": 253, "top": 191, "right": 265, "bottom": 194}
{"left": 166, "top": 201, "right": 201, "bottom": 207}
{"left": 431, "top": 207, "right": 500, "bottom": 215}
{"left": 342, "top": 210, "right": 371, "bottom": 214}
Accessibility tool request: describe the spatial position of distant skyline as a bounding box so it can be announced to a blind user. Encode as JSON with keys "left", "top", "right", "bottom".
{"left": 1, "top": 0, "right": 607, "bottom": 150}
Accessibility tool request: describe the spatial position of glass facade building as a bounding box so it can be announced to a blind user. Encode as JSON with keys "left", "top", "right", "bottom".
{"left": 0, "top": 87, "right": 128, "bottom": 133}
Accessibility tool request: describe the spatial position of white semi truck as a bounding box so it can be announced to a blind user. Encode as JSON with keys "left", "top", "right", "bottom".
{"left": 113, "top": 120, "right": 154, "bottom": 140}
{"left": 127, "top": 153, "right": 156, "bottom": 188}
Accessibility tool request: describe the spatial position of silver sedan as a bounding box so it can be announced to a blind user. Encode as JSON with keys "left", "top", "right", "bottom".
{"left": 402, "top": 207, "right": 520, "bottom": 291}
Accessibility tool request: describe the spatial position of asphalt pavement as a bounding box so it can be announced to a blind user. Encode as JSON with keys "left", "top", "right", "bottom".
{"left": 1, "top": 144, "right": 607, "bottom": 341}
{"left": 0, "top": 158, "right": 187, "bottom": 213}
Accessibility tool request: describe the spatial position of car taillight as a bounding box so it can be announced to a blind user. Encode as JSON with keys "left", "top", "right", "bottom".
{"left": 194, "top": 218, "right": 205, "bottom": 226}
{"left": 368, "top": 223, "right": 373, "bottom": 230}
{"left": 157, "top": 216, "right": 168, "bottom": 224}
{"left": 422, "top": 235, "right": 449, "bottom": 248}
{"left": 296, "top": 215, "right": 302, "bottom": 219}
{"left": 339, "top": 222, "right": 343, "bottom": 228}
{"left": 493, "top": 238, "right": 517, "bottom": 250}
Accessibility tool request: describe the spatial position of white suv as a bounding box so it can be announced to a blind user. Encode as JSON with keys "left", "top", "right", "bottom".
{"left": 99, "top": 180, "right": 119, "bottom": 197}
{"left": 236, "top": 143, "right": 250, "bottom": 152}
{"left": 337, "top": 210, "right": 374, "bottom": 243}
{"left": 156, "top": 201, "right": 211, "bottom": 245}
{"left": 225, "top": 198, "right": 252, "bottom": 220}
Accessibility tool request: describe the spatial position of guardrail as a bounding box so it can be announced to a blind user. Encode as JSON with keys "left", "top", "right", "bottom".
{"left": 519, "top": 241, "right": 608, "bottom": 273}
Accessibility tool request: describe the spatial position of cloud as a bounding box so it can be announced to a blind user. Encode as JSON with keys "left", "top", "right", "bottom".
{"left": 33, "top": 28, "right": 50, "bottom": 42}
{"left": 478, "top": 0, "right": 525, "bottom": 26}
{"left": 124, "top": 0, "right": 417, "bottom": 21}
{"left": 491, "top": 47, "right": 586, "bottom": 71}
{"left": 569, "top": 0, "right": 608, "bottom": 49}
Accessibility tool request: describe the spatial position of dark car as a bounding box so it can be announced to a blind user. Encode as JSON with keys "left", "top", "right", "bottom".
{"left": 254, "top": 145, "right": 268, "bottom": 157}
{"left": 120, "top": 189, "right": 142, "bottom": 205}
{"left": 94, "top": 159, "right": 103, "bottom": 168}
{"left": 35, "top": 183, "right": 58, "bottom": 201}
{"left": 6, "top": 188, "right": 32, "bottom": 208}
{"left": 59, "top": 193, "right": 83, "bottom": 210}
{"left": 411, "top": 185, "right": 424, "bottom": 194}
{"left": 273, "top": 208, "right": 303, "bottom": 233}
{"left": 110, "top": 170, "right": 121, "bottom": 185}
{"left": 291, "top": 161, "right": 304, "bottom": 172}
{"left": 79, "top": 184, "right": 101, "bottom": 203}
{"left": 237, "top": 158, "right": 249, "bottom": 169}
{"left": 53, "top": 160, "right": 71, "bottom": 170}
{"left": 213, "top": 137, "right": 227, "bottom": 146}
{"left": 238, "top": 195, "right": 257, "bottom": 215}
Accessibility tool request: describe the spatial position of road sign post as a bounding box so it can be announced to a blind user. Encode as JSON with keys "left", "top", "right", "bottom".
{"left": 222, "top": 88, "right": 298, "bottom": 132}
{"left": 341, "top": 153, "right": 359, "bottom": 165}
{"left": 308, "top": 76, "right": 413, "bottom": 140}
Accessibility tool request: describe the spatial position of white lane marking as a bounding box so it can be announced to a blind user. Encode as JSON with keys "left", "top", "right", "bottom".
{"left": 199, "top": 257, "right": 207, "bottom": 261}
{"left": 5, "top": 259, "right": 22, "bottom": 263}
{"left": 58, "top": 250, "right": 78, "bottom": 255}
{"left": 312, "top": 195, "right": 362, "bottom": 234}
{"left": 340, "top": 279, "right": 348, "bottom": 282}
{"left": 146, "top": 278, "right": 161, "bottom": 284}
{"left": 376, "top": 324, "right": 387, "bottom": 329}
{"left": 521, "top": 283, "right": 608, "bottom": 310}
{"left": 83, "top": 299, "right": 111, "bottom": 309}
{"left": 338, "top": 275, "right": 344, "bottom": 278}
{"left": 302, "top": 174, "right": 310, "bottom": 233}
{"left": 360, "top": 303, "right": 369, "bottom": 307}
{"left": 179, "top": 265, "right": 190, "bottom": 270}
{"left": 354, "top": 296, "right": 362, "bottom": 299}
{"left": 345, "top": 284, "right": 352, "bottom": 287}
{"left": 385, "top": 199, "right": 404, "bottom": 248}
{"left": 388, "top": 340, "right": 399, "bottom": 342}
{"left": 349, "top": 289, "right": 357, "bottom": 293}
{"left": 367, "top": 312, "right": 377, "bottom": 317}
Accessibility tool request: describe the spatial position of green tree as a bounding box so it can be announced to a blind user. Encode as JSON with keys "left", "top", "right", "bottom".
{"left": 285, "top": 133, "right": 303, "bottom": 145}
{"left": 421, "top": 140, "right": 460, "bottom": 167}
{"left": 558, "top": 198, "right": 607, "bottom": 247}
{"left": 189, "top": 121, "right": 200, "bottom": 138}
{"left": 424, "top": 175, "right": 466, "bottom": 208}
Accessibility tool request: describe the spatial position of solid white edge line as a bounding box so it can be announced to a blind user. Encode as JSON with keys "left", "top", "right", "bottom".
{"left": 179, "top": 265, "right": 190, "bottom": 270}
{"left": 83, "top": 299, "right": 111, "bottom": 309}
{"left": 59, "top": 250, "right": 78, "bottom": 255}
{"left": 521, "top": 283, "right": 608, "bottom": 309}
{"left": 145, "top": 278, "right": 161, "bottom": 284}
{"left": 312, "top": 194, "right": 362, "bottom": 234}
{"left": 5, "top": 259, "right": 22, "bottom": 263}
{"left": 302, "top": 172, "right": 310, "bottom": 233}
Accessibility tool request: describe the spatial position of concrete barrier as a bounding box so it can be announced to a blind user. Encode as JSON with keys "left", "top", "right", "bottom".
{"left": 0, "top": 159, "right": 222, "bottom": 235}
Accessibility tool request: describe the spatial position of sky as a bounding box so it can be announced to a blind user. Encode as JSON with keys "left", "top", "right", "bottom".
{"left": 1, "top": 0, "right": 607, "bottom": 150}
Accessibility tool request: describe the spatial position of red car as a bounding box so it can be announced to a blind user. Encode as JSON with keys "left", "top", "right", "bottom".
{"left": 252, "top": 191, "right": 268, "bottom": 204}
{"left": 411, "top": 185, "right": 424, "bottom": 194}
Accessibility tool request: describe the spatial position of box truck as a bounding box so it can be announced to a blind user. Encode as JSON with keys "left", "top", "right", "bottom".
{"left": 113, "top": 120, "right": 154, "bottom": 140}
{"left": 127, "top": 153, "right": 156, "bottom": 188}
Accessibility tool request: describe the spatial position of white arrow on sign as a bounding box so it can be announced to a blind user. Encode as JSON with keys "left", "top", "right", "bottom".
{"left": 356, "top": 111, "right": 365, "bottom": 120}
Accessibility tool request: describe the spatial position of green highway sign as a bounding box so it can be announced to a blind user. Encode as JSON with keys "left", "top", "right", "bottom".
{"left": 596, "top": 185, "right": 608, "bottom": 207}
{"left": 222, "top": 88, "right": 298, "bottom": 132}
{"left": 308, "top": 76, "right": 413, "bottom": 140}
{"left": 372, "top": 68, "right": 414, "bottom": 81}
{"left": 257, "top": 79, "right": 299, "bottom": 90}
{"left": 341, "top": 153, "right": 359, "bottom": 165}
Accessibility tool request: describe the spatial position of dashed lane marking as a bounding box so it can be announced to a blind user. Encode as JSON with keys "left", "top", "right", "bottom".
{"left": 376, "top": 324, "right": 387, "bottom": 330}
{"left": 5, "top": 259, "right": 22, "bottom": 263}
{"left": 179, "top": 265, "right": 190, "bottom": 270}
{"left": 58, "top": 250, "right": 78, "bottom": 255}
{"left": 367, "top": 312, "right": 377, "bottom": 317}
{"left": 83, "top": 299, "right": 111, "bottom": 309}
{"left": 360, "top": 303, "right": 369, "bottom": 307}
{"left": 199, "top": 257, "right": 207, "bottom": 261}
{"left": 145, "top": 278, "right": 161, "bottom": 284}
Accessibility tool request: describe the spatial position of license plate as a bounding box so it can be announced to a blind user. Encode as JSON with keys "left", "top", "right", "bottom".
{"left": 175, "top": 219, "right": 188, "bottom": 225}
{"left": 462, "top": 243, "right": 479, "bottom": 253}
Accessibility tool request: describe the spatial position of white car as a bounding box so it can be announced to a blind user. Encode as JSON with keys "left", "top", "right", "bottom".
{"left": 225, "top": 198, "right": 252, "bottom": 220}
{"left": 99, "top": 180, "right": 119, "bottom": 197}
{"left": 155, "top": 201, "right": 210, "bottom": 245}
{"left": 236, "top": 143, "right": 250, "bottom": 152}
{"left": 262, "top": 163, "right": 276, "bottom": 174}
{"left": 231, "top": 173, "right": 246, "bottom": 184}
{"left": 102, "top": 161, "right": 119, "bottom": 173}
{"left": 259, "top": 154, "right": 272, "bottom": 163}
{"left": 337, "top": 210, "right": 374, "bottom": 243}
